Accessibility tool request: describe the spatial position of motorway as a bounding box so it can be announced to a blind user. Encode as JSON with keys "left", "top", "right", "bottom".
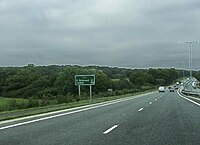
{"left": 0, "top": 88, "right": 200, "bottom": 145}
{"left": 184, "top": 78, "right": 200, "bottom": 93}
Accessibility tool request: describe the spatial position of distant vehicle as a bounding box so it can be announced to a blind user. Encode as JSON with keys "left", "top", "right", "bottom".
{"left": 158, "top": 86, "right": 165, "bottom": 92}
{"left": 175, "top": 86, "right": 179, "bottom": 90}
{"left": 108, "top": 89, "right": 113, "bottom": 92}
{"left": 170, "top": 88, "right": 175, "bottom": 92}
{"left": 192, "top": 82, "right": 196, "bottom": 89}
{"left": 176, "top": 82, "right": 179, "bottom": 85}
{"left": 168, "top": 86, "right": 171, "bottom": 89}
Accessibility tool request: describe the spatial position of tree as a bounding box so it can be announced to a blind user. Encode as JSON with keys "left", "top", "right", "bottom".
{"left": 93, "top": 72, "right": 112, "bottom": 93}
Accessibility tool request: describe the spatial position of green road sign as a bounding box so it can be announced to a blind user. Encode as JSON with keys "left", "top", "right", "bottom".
{"left": 75, "top": 75, "right": 95, "bottom": 86}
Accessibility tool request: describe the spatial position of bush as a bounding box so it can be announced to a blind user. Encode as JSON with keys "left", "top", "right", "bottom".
{"left": 56, "top": 95, "right": 73, "bottom": 104}
{"left": 28, "top": 99, "right": 40, "bottom": 108}
{"left": 115, "top": 90, "right": 123, "bottom": 96}
{"left": 16, "top": 100, "right": 29, "bottom": 109}
{"left": 7, "top": 99, "right": 17, "bottom": 110}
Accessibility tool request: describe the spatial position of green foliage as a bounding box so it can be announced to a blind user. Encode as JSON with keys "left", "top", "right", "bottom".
{"left": 0, "top": 97, "right": 30, "bottom": 111}
{"left": 0, "top": 65, "right": 185, "bottom": 112}
{"left": 93, "top": 71, "right": 112, "bottom": 93}
{"left": 194, "top": 71, "right": 200, "bottom": 82}
{"left": 129, "top": 68, "right": 183, "bottom": 86}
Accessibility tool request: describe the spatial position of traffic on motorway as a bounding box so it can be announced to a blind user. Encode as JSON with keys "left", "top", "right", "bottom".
{"left": 1, "top": 0, "right": 200, "bottom": 145}
{"left": 0, "top": 79, "right": 200, "bottom": 145}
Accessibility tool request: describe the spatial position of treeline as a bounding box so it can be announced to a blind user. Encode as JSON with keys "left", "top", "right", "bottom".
{"left": 0, "top": 65, "right": 184, "bottom": 110}
{"left": 193, "top": 71, "right": 200, "bottom": 82}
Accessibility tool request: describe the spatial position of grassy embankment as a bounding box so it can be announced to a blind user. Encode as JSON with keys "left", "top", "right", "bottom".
{"left": 0, "top": 88, "right": 156, "bottom": 121}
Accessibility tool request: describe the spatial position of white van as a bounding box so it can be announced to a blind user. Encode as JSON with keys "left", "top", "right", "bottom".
{"left": 158, "top": 86, "right": 165, "bottom": 92}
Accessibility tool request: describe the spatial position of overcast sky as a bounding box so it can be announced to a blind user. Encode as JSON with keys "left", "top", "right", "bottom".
{"left": 0, "top": 0, "right": 200, "bottom": 69}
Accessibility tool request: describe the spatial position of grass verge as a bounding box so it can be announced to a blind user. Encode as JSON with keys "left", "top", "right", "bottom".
{"left": 0, "top": 97, "right": 28, "bottom": 106}
{"left": 0, "top": 89, "right": 156, "bottom": 121}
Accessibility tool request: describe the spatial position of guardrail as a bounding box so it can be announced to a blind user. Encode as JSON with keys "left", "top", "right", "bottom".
{"left": 181, "top": 89, "right": 200, "bottom": 99}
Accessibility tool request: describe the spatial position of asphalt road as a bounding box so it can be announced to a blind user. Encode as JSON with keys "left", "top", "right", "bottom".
{"left": 0, "top": 90, "right": 199, "bottom": 145}
{"left": 184, "top": 78, "right": 200, "bottom": 93}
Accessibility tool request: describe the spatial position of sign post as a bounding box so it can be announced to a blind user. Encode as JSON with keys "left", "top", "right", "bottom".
{"left": 90, "top": 85, "right": 92, "bottom": 103}
{"left": 78, "top": 85, "right": 81, "bottom": 97}
{"left": 75, "top": 75, "right": 95, "bottom": 103}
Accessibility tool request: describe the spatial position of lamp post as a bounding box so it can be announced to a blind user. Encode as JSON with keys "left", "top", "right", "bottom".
{"left": 184, "top": 41, "right": 199, "bottom": 80}
{"left": 182, "top": 61, "right": 185, "bottom": 78}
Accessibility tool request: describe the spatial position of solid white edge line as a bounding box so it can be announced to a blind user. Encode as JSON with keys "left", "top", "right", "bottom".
{"left": 0, "top": 92, "right": 156, "bottom": 130}
{"left": 177, "top": 88, "right": 200, "bottom": 107}
{"left": 0, "top": 91, "right": 156, "bottom": 125}
{"left": 103, "top": 125, "right": 118, "bottom": 134}
{"left": 138, "top": 108, "right": 143, "bottom": 112}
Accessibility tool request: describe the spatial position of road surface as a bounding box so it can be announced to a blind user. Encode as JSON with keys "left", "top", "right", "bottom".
{"left": 0, "top": 89, "right": 199, "bottom": 145}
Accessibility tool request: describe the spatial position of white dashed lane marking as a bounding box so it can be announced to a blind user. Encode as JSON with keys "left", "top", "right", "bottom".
{"left": 138, "top": 108, "right": 143, "bottom": 112}
{"left": 103, "top": 125, "right": 118, "bottom": 134}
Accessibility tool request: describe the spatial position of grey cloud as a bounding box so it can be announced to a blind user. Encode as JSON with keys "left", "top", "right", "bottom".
{"left": 0, "top": 0, "right": 200, "bottom": 69}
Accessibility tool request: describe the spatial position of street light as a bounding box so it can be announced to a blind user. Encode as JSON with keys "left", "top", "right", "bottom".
{"left": 182, "top": 61, "right": 185, "bottom": 78}
{"left": 185, "top": 41, "right": 199, "bottom": 80}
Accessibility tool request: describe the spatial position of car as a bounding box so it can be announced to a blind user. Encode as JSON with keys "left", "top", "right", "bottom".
{"left": 158, "top": 86, "right": 165, "bottom": 92}
{"left": 170, "top": 88, "right": 175, "bottom": 92}
{"left": 168, "top": 86, "right": 171, "bottom": 89}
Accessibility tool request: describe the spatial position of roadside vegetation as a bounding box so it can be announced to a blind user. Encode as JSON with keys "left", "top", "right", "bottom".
{"left": 0, "top": 64, "right": 186, "bottom": 112}
{"left": 0, "top": 89, "right": 155, "bottom": 121}
{"left": 194, "top": 71, "right": 200, "bottom": 83}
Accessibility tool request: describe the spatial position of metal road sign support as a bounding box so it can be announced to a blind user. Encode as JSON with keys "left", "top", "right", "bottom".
{"left": 78, "top": 85, "right": 81, "bottom": 97}
{"left": 90, "top": 85, "right": 92, "bottom": 103}
{"left": 75, "top": 75, "right": 95, "bottom": 103}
